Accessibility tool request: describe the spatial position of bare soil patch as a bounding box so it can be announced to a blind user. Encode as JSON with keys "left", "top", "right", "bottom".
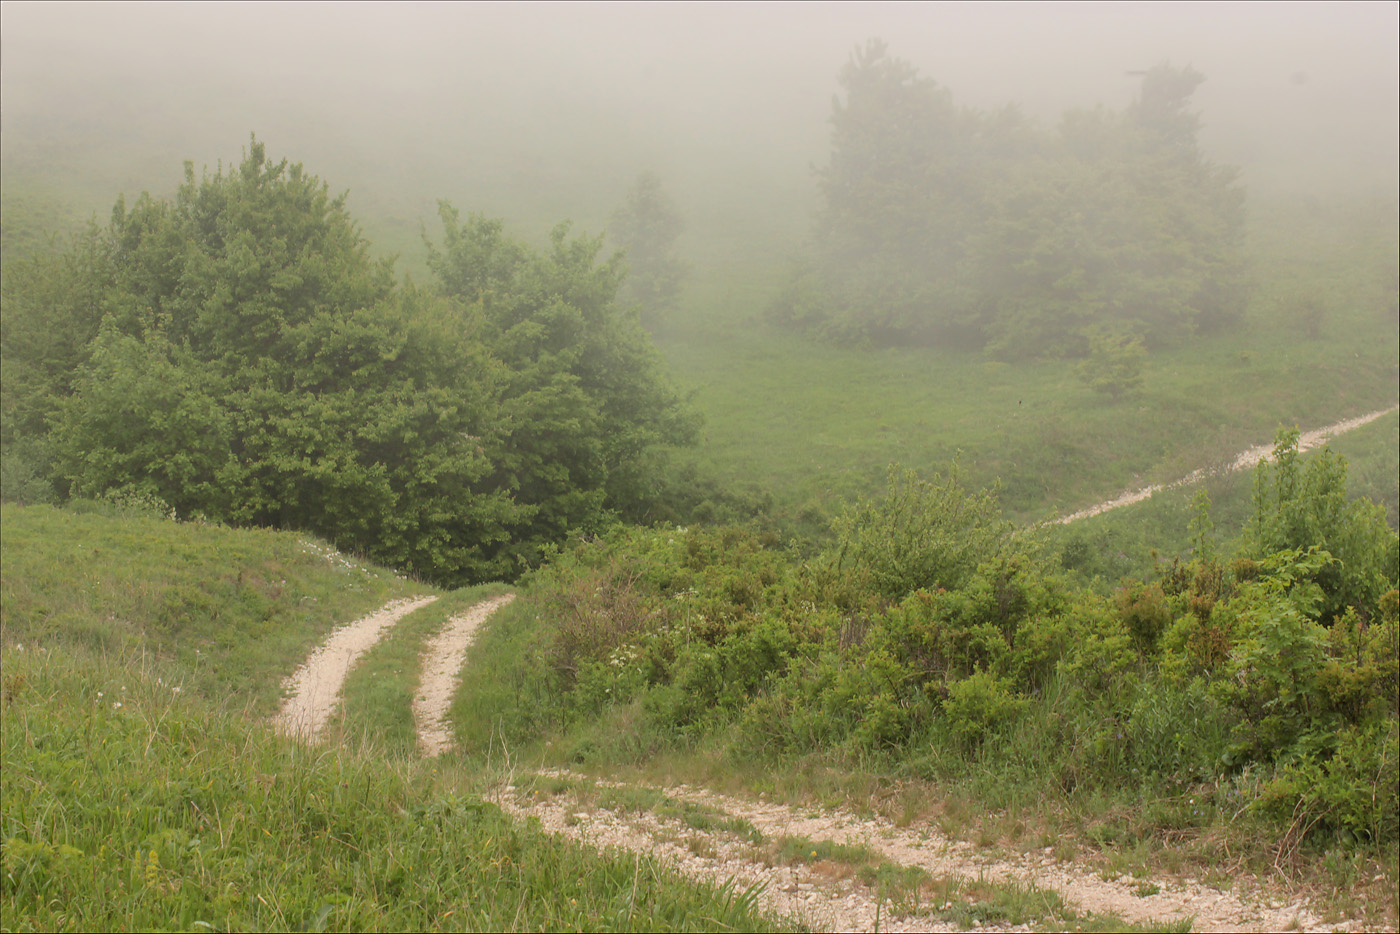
{"left": 497, "top": 771, "right": 1365, "bottom": 933}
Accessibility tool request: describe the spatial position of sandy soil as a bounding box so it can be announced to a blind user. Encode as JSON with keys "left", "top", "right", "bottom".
{"left": 272, "top": 595, "right": 438, "bottom": 741}
{"left": 413, "top": 593, "right": 516, "bottom": 757}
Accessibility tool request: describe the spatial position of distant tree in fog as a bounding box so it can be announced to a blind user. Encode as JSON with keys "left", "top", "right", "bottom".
{"left": 608, "top": 172, "right": 687, "bottom": 327}
{"left": 775, "top": 44, "right": 1248, "bottom": 359}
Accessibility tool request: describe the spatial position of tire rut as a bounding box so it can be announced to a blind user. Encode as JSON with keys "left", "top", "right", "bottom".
{"left": 414, "top": 593, "right": 516, "bottom": 757}
{"left": 272, "top": 595, "right": 439, "bottom": 742}
{"left": 496, "top": 771, "right": 1359, "bottom": 933}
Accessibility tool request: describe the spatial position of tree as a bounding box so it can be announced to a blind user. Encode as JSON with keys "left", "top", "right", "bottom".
{"left": 608, "top": 172, "right": 687, "bottom": 327}
{"left": 805, "top": 39, "right": 982, "bottom": 345}
{"left": 777, "top": 46, "right": 1248, "bottom": 358}
{"left": 1249, "top": 428, "right": 1399, "bottom": 622}
{"left": 426, "top": 204, "right": 700, "bottom": 562}
{"left": 6, "top": 139, "right": 702, "bottom": 583}
{"left": 12, "top": 138, "right": 522, "bottom": 584}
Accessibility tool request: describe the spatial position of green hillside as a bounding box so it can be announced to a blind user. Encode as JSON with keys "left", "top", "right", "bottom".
{"left": 0, "top": 504, "right": 789, "bottom": 932}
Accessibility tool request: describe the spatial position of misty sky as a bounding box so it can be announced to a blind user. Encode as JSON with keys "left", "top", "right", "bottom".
{"left": 2, "top": 1, "right": 1396, "bottom": 250}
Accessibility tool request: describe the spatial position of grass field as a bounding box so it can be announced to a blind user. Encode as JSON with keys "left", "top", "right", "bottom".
{"left": 0, "top": 504, "right": 792, "bottom": 932}
{"left": 649, "top": 189, "right": 1398, "bottom": 542}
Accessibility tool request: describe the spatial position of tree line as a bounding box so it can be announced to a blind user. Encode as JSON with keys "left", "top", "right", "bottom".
{"left": 0, "top": 139, "right": 696, "bottom": 585}
{"left": 772, "top": 41, "right": 1248, "bottom": 359}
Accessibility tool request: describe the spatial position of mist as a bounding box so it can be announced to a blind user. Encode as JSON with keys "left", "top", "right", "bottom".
{"left": 4, "top": 1, "right": 1396, "bottom": 274}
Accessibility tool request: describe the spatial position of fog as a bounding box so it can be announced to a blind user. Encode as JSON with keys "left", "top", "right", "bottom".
{"left": 3, "top": 1, "right": 1396, "bottom": 268}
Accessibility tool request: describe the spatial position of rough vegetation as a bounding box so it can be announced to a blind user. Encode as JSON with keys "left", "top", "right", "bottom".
{"left": 772, "top": 45, "right": 1247, "bottom": 357}
{"left": 458, "top": 433, "right": 1398, "bottom": 864}
{"left": 1, "top": 141, "right": 696, "bottom": 586}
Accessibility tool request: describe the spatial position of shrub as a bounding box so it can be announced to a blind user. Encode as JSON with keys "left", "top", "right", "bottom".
{"left": 1116, "top": 581, "right": 1172, "bottom": 652}
{"left": 1255, "top": 721, "right": 1399, "bottom": 845}
{"left": 1077, "top": 333, "right": 1146, "bottom": 399}
{"left": 1249, "top": 428, "right": 1399, "bottom": 622}
{"left": 942, "top": 669, "right": 1026, "bottom": 748}
{"left": 831, "top": 465, "right": 1012, "bottom": 600}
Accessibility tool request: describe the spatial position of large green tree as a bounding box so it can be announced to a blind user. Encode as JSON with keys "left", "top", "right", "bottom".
{"left": 3, "top": 140, "right": 700, "bottom": 582}
{"left": 426, "top": 205, "right": 699, "bottom": 562}
{"left": 608, "top": 172, "right": 687, "bottom": 327}
{"left": 35, "top": 141, "right": 522, "bottom": 583}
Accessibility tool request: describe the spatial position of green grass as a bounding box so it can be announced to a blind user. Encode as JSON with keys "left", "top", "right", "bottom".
{"left": 658, "top": 314, "right": 1397, "bottom": 537}
{"left": 0, "top": 503, "right": 430, "bottom": 715}
{"left": 0, "top": 505, "right": 798, "bottom": 932}
{"left": 0, "top": 645, "right": 793, "bottom": 932}
{"left": 649, "top": 193, "right": 1398, "bottom": 539}
{"left": 335, "top": 586, "right": 512, "bottom": 758}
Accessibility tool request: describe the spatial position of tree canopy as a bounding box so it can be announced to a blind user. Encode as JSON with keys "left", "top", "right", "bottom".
{"left": 773, "top": 42, "right": 1248, "bottom": 358}
{"left": 608, "top": 172, "right": 687, "bottom": 327}
{"left": 1, "top": 139, "right": 697, "bottom": 585}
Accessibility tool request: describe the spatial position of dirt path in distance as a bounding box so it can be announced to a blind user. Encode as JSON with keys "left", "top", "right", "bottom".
{"left": 1054, "top": 405, "right": 1399, "bottom": 525}
{"left": 414, "top": 593, "right": 516, "bottom": 757}
{"left": 272, "top": 595, "right": 438, "bottom": 742}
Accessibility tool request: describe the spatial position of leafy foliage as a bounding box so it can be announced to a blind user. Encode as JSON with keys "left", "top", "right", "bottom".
{"left": 1248, "top": 428, "right": 1399, "bottom": 621}
{"left": 1077, "top": 333, "right": 1146, "bottom": 399}
{"left": 425, "top": 203, "right": 700, "bottom": 554}
{"left": 776, "top": 43, "right": 1248, "bottom": 358}
{"left": 832, "top": 466, "right": 1013, "bottom": 599}
{"left": 2, "top": 139, "right": 697, "bottom": 585}
{"left": 470, "top": 440, "right": 1396, "bottom": 848}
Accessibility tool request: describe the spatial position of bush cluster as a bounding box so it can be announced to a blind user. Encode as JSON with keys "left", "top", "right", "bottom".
{"left": 0, "top": 139, "right": 697, "bottom": 586}
{"left": 498, "top": 437, "right": 1397, "bottom": 847}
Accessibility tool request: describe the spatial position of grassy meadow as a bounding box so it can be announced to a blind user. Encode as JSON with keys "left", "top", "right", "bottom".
{"left": 0, "top": 503, "right": 792, "bottom": 932}
{"left": 2, "top": 52, "right": 1397, "bottom": 928}
{"left": 651, "top": 190, "right": 1398, "bottom": 541}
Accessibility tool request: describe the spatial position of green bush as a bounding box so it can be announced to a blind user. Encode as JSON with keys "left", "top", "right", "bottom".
{"left": 1115, "top": 581, "right": 1173, "bottom": 652}
{"left": 1249, "top": 428, "right": 1399, "bottom": 622}
{"left": 942, "top": 669, "right": 1026, "bottom": 749}
{"left": 832, "top": 465, "right": 1012, "bottom": 600}
{"left": 1255, "top": 721, "right": 1399, "bottom": 845}
{"left": 1077, "top": 333, "right": 1147, "bottom": 400}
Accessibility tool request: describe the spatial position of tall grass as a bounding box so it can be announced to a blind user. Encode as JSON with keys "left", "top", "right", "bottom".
{"left": 0, "top": 645, "right": 791, "bottom": 932}
{"left": 0, "top": 505, "right": 795, "bottom": 931}
{"left": 0, "top": 504, "right": 428, "bottom": 714}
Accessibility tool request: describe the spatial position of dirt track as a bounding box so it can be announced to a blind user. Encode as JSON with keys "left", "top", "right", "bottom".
{"left": 274, "top": 407, "right": 1397, "bottom": 931}
{"left": 272, "top": 595, "right": 438, "bottom": 741}
{"left": 1052, "top": 405, "right": 1398, "bottom": 524}
{"left": 494, "top": 771, "right": 1353, "bottom": 933}
{"left": 414, "top": 593, "right": 516, "bottom": 756}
